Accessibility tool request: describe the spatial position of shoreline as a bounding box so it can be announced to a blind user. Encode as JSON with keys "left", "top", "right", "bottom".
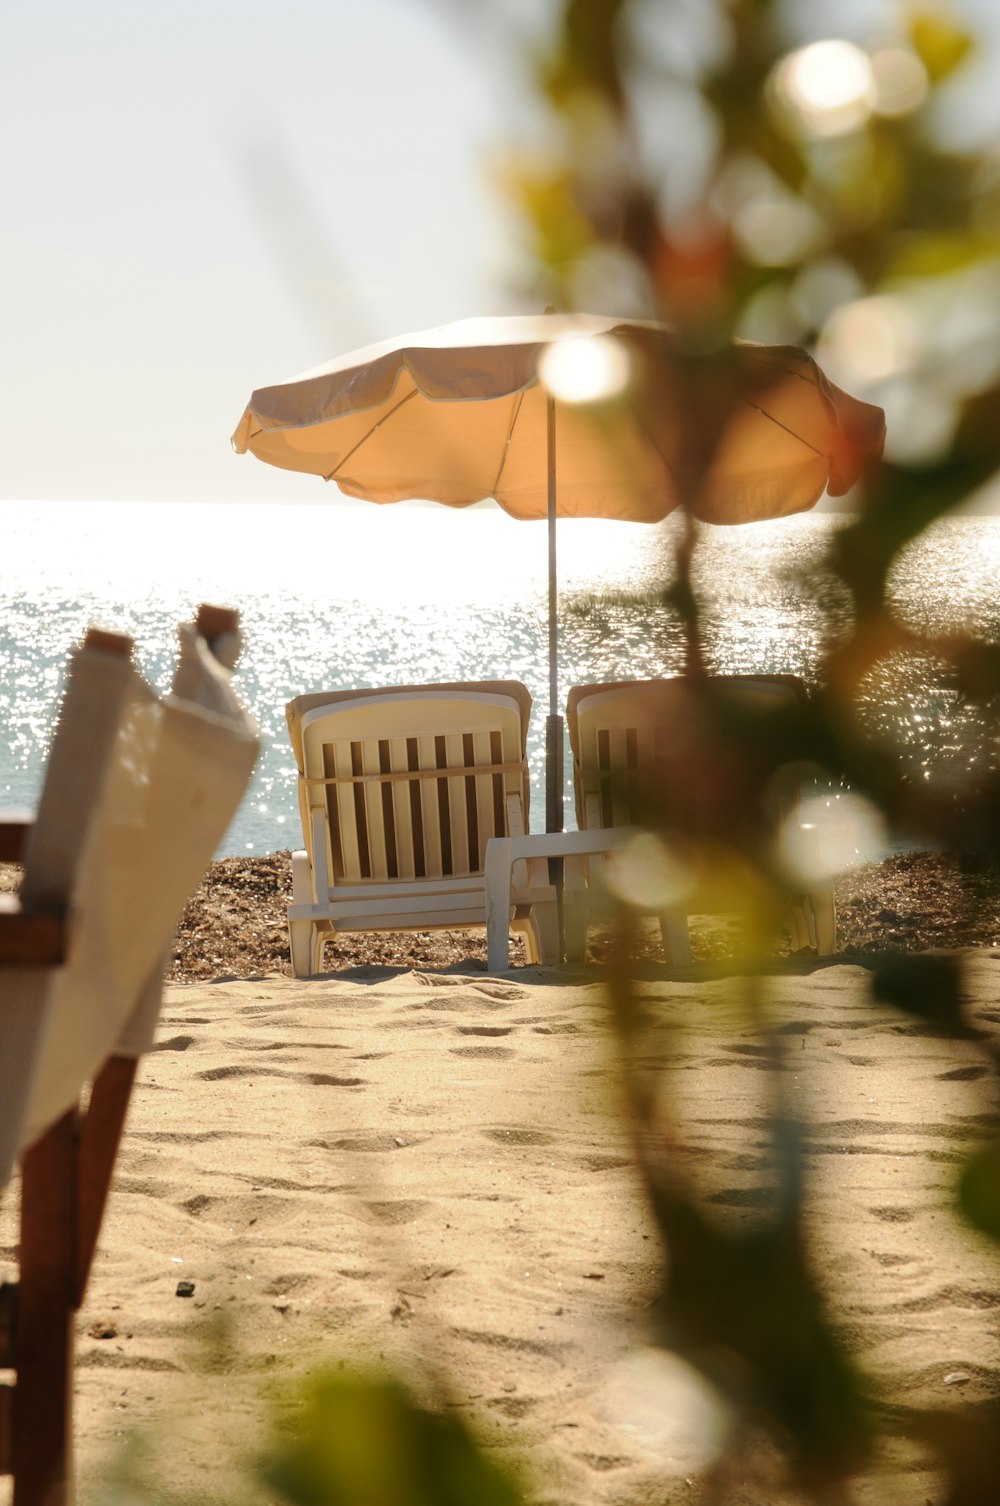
{"left": 169, "top": 848, "right": 1000, "bottom": 981}
{"left": 5, "top": 848, "right": 999, "bottom": 982}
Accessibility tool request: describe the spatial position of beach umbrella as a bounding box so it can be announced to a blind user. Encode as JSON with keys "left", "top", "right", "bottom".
{"left": 231, "top": 312, "right": 885, "bottom": 832}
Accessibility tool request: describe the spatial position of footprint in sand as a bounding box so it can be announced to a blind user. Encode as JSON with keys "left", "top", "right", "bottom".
{"left": 890, "top": 1285, "right": 1000, "bottom": 1314}
{"left": 239, "top": 1040, "right": 308, "bottom": 1054}
{"left": 724, "top": 1151, "right": 772, "bottom": 1172}
{"left": 485, "top": 1127, "right": 555, "bottom": 1146}
{"left": 708, "top": 1051, "right": 774, "bottom": 1071}
{"left": 575, "top": 1454, "right": 634, "bottom": 1473}
{"left": 450, "top": 1326, "right": 568, "bottom": 1359}
{"left": 408, "top": 997, "right": 473, "bottom": 1013}
{"left": 450, "top": 1045, "right": 515, "bottom": 1059}
{"left": 707, "top": 1186, "right": 775, "bottom": 1209}
{"left": 243, "top": 1173, "right": 354, "bottom": 1193}
{"left": 317, "top": 1132, "right": 424, "bottom": 1153}
{"left": 357, "top": 1199, "right": 429, "bottom": 1225}
{"left": 180, "top": 1193, "right": 215, "bottom": 1216}
{"left": 152, "top": 1035, "right": 197, "bottom": 1052}
{"left": 196, "top": 1064, "right": 287, "bottom": 1081}
{"left": 177, "top": 1192, "right": 297, "bottom": 1226}
{"left": 487, "top": 1395, "right": 538, "bottom": 1419}
{"left": 456, "top": 1025, "right": 513, "bottom": 1037}
{"left": 77, "top": 1352, "right": 181, "bottom": 1373}
{"left": 263, "top": 1273, "right": 318, "bottom": 1296}
{"left": 194, "top": 1064, "right": 366, "bottom": 1087}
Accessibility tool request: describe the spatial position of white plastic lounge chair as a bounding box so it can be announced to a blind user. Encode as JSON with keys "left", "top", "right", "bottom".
{"left": 284, "top": 682, "right": 560, "bottom": 975}
{"left": 565, "top": 675, "right": 836, "bottom": 961}
{"left": 0, "top": 606, "right": 259, "bottom": 1506}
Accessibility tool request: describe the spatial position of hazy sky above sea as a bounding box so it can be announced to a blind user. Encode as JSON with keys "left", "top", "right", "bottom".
{"left": 2, "top": 0, "right": 1000, "bottom": 508}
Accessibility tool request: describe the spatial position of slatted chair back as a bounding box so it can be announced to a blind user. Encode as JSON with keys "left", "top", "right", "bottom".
{"left": 563, "top": 673, "right": 833, "bottom": 962}
{"left": 567, "top": 675, "right": 808, "bottom": 833}
{"left": 291, "top": 684, "right": 533, "bottom": 892}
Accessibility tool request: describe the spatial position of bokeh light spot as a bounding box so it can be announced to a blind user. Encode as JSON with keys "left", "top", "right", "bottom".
{"left": 781, "top": 793, "right": 888, "bottom": 885}
{"left": 603, "top": 831, "right": 694, "bottom": 911}
{"left": 869, "top": 46, "right": 928, "bottom": 117}
{"left": 819, "top": 294, "right": 920, "bottom": 388}
{"left": 774, "top": 40, "right": 873, "bottom": 136}
{"left": 603, "top": 1349, "right": 732, "bottom": 1470}
{"left": 539, "top": 333, "right": 632, "bottom": 404}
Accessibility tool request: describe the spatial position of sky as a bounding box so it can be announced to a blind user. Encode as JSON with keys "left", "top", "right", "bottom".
{"left": 3, "top": 0, "right": 1000, "bottom": 509}
{"left": 1, "top": 0, "right": 543, "bottom": 504}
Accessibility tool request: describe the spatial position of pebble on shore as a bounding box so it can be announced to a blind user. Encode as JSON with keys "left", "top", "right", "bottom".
{"left": 4, "top": 849, "right": 999, "bottom": 982}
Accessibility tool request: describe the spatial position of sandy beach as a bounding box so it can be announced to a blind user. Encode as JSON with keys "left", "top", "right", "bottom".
{"left": 5, "top": 944, "right": 999, "bottom": 1505}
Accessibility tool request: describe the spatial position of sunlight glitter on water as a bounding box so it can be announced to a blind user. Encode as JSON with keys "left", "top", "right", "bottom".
{"left": 2, "top": 500, "right": 997, "bottom": 855}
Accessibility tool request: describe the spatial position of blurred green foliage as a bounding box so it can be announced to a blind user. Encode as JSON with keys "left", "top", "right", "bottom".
{"left": 127, "top": 7, "right": 1000, "bottom": 1504}
{"left": 475, "top": 0, "right": 1000, "bottom": 1499}
{"left": 260, "top": 1373, "right": 525, "bottom": 1506}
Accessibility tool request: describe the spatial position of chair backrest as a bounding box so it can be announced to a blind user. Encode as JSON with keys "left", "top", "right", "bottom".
{"left": 566, "top": 675, "right": 808, "bottom": 832}
{"left": 286, "top": 682, "right": 533, "bottom": 888}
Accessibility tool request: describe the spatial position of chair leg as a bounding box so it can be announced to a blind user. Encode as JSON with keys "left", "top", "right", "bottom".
{"left": 810, "top": 890, "right": 837, "bottom": 956}
{"left": 288, "top": 918, "right": 315, "bottom": 978}
{"left": 528, "top": 902, "right": 561, "bottom": 966}
{"left": 563, "top": 896, "right": 589, "bottom": 964}
{"left": 659, "top": 910, "right": 692, "bottom": 966}
{"left": 13, "top": 1110, "right": 78, "bottom": 1506}
{"left": 787, "top": 901, "right": 813, "bottom": 953}
{"left": 514, "top": 913, "right": 539, "bottom": 966}
{"left": 75, "top": 1057, "right": 137, "bottom": 1302}
{"left": 310, "top": 928, "right": 327, "bottom": 975}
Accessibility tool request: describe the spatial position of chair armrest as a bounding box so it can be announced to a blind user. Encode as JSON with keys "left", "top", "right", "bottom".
{"left": 0, "top": 817, "right": 32, "bottom": 865}
{"left": 505, "top": 792, "right": 526, "bottom": 840}
{"left": 290, "top": 850, "right": 314, "bottom": 906}
{"left": 0, "top": 894, "right": 68, "bottom": 966}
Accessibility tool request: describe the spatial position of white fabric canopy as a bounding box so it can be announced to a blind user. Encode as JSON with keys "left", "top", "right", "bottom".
{"left": 231, "top": 313, "right": 886, "bottom": 524}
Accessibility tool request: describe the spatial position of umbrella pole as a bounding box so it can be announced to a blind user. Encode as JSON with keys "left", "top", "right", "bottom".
{"left": 545, "top": 391, "right": 563, "bottom": 837}
{"left": 544, "top": 391, "right": 566, "bottom": 962}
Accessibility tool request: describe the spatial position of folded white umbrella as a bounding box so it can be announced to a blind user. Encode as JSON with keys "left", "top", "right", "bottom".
{"left": 0, "top": 617, "right": 259, "bottom": 1186}
{"left": 232, "top": 312, "right": 885, "bottom": 829}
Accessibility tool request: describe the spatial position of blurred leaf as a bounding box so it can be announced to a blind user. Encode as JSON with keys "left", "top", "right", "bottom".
{"left": 917, "top": 1401, "right": 1000, "bottom": 1505}
{"left": 886, "top": 231, "right": 1000, "bottom": 279}
{"left": 950, "top": 639, "right": 1000, "bottom": 700}
{"left": 831, "top": 451, "right": 1000, "bottom": 614}
{"left": 545, "top": 0, "right": 628, "bottom": 108}
{"left": 909, "top": 10, "right": 975, "bottom": 83}
{"left": 642, "top": 1151, "right": 872, "bottom": 1491}
{"left": 261, "top": 1373, "right": 526, "bottom": 1506}
{"left": 870, "top": 953, "right": 970, "bottom": 1035}
{"left": 498, "top": 159, "right": 595, "bottom": 272}
{"left": 958, "top": 1141, "right": 1000, "bottom": 1242}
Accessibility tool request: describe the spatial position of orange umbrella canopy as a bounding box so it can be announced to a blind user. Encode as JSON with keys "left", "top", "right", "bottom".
{"left": 232, "top": 313, "right": 885, "bottom": 523}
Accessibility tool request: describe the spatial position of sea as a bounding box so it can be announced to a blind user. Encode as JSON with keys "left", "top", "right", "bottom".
{"left": 2, "top": 498, "right": 998, "bottom": 858}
